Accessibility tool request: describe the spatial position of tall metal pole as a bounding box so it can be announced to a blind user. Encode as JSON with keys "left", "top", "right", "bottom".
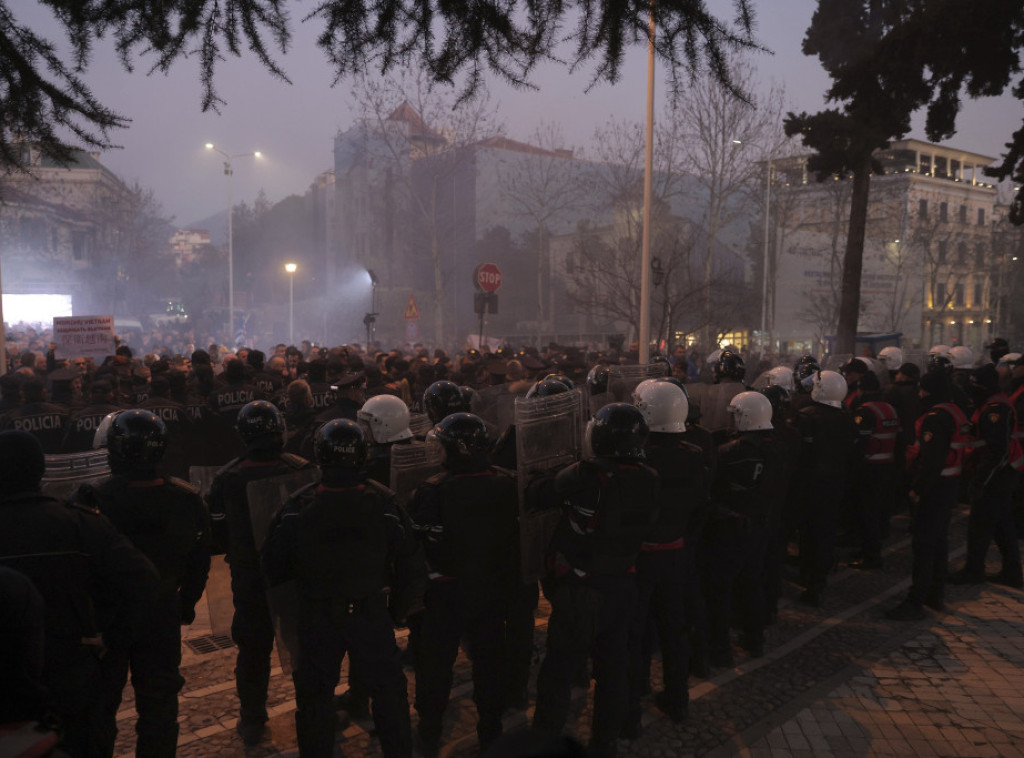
{"left": 227, "top": 161, "right": 234, "bottom": 344}
{"left": 760, "top": 158, "right": 772, "bottom": 355}
{"left": 289, "top": 272, "right": 294, "bottom": 345}
{"left": 639, "top": 2, "right": 655, "bottom": 363}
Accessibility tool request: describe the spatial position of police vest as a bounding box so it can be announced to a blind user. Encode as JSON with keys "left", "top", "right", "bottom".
{"left": 859, "top": 401, "right": 900, "bottom": 464}
{"left": 427, "top": 469, "right": 517, "bottom": 580}
{"left": 642, "top": 438, "right": 703, "bottom": 546}
{"left": 1008, "top": 384, "right": 1024, "bottom": 440}
{"left": 912, "top": 402, "right": 971, "bottom": 477}
{"left": 294, "top": 483, "right": 392, "bottom": 600}
{"left": 969, "top": 394, "right": 1024, "bottom": 471}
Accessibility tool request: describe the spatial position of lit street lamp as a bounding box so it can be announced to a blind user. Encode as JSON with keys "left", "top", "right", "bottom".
{"left": 285, "top": 262, "right": 297, "bottom": 345}
{"left": 205, "top": 143, "right": 262, "bottom": 343}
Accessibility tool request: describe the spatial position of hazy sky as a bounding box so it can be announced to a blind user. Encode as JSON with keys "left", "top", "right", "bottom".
{"left": 20, "top": 1, "right": 1024, "bottom": 227}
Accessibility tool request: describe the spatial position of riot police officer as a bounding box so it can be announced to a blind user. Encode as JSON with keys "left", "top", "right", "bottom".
{"left": 887, "top": 371, "right": 969, "bottom": 619}
{"left": 629, "top": 381, "right": 706, "bottom": 724}
{"left": 421, "top": 380, "right": 471, "bottom": 425}
{"left": 790, "top": 355, "right": 820, "bottom": 413}
{"left": 792, "top": 371, "right": 857, "bottom": 607}
{"left": 948, "top": 365, "right": 1023, "bottom": 587}
{"left": 82, "top": 409, "right": 212, "bottom": 757}
{"left": 0, "top": 430, "right": 159, "bottom": 758}
{"left": 61, "top": 380, "right": 122, "bottom": 453}
{"left": 262, "top": 419, "right": 423, "bottom": 758}
{"left": 208, "top": 400, "right": 315, "bottom": 745}
{"left": 358, "top": 394, "right": 415, "bottom": 485}
{"left": 703, "top": 392, "right": 786, "bottom": 666}
{"left": 700, "top": 351, "right": 748, "bottom": 433}
{"left": 408, "top": 413, "right": 519, "bottom": 756}
{"left": 533, "top": 403, "right": 661, "bottom": 757}
{"left": 1, "top": 376, "right": 68, "bottom": 453}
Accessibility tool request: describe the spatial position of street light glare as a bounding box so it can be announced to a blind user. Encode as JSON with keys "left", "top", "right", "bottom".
{"left": 205, "top": 143, "right": 214, "bottom": 149}
{"left": 254, "top": 151, "right": 262, "bottom": 158}
{"left": 285, "top": 263, "right": 297, "bottom": 273}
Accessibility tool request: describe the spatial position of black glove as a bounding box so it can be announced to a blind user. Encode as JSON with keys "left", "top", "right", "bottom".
{"left": 180, "top": 605, "right": 196, "bottom": 625}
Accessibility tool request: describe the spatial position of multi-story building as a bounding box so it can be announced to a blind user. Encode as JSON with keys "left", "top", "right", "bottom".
{"left": 769, "top": 138, "right": 1017, "bottom": 356}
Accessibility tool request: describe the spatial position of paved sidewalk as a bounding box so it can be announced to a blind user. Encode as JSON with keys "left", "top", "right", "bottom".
{"left": 111, "top": 505, "right": 1024, "bottom": 756}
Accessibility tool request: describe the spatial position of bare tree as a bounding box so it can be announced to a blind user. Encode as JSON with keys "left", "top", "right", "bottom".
{"left": 348, "top": 69, "right": 503, "bottom": 346}
{"left": 496, "top": 122, "right": 584, "bottom": 341}
{"left": 675, "top": 58, "right": 786, "bottom": 350}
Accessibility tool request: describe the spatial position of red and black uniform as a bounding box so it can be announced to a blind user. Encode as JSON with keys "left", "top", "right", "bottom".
{"left": 850, "top": 399, "right": 901, "bottom": 564}
{"left": 957, "top": 393, "right": 1023, "bottom": 584}
{"left": 904, "top": 401, "right": 970, "bottom": 608}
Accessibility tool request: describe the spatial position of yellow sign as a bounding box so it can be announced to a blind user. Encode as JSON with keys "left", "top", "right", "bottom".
{"left": 404, "top": 294, "right": 420, "bottom": 320}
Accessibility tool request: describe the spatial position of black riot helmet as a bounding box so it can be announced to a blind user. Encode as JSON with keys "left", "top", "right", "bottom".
{"left": 760, "top": 385, "right": 790, "bottom": 418}
{"left": 588, "top": 402, "right": 648, "bottom": 460}
{"left": 526, "top": 376, "right": 573, "bottom": 399}
{"left": 104, "top": 409, "right": 167, "bottom": 474}
{"left": 927, "top": 353, "right": 954, "bottom": 375}
{"left": 587, "top": 364, "right": 610, "bottom": 395}
{"left": 422, "top": 380, "right": 471, "bottom": 424}
{"left": 542, "top": 372, "right": 575, "bottom": 390}
{"left": 434, "top": 412, "right": 490, "bottom": 467}
{"left": 793, "top": 355, "right": 820, "bottom": 391}
{"left": 236, "top": 400, "right": 286, "bottom": 452}
{"left": 313, "top": 419, "right": 368, "bottom": 469}
{"left": 713, "top": 351, "right": 746, "bottom": 383}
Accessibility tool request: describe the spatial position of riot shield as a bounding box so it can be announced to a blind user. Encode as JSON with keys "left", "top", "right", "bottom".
{"left": 189, "top": 465, "right": 233, "bottom": 636}
{"left": 389, "top": 439, "right": 445, "bottom": 505}
{"left": 267, "top": 580, "right": 301, "bottom": 676}
{"left": 474, "top": 384, "right": 525, "bottom": 440}
{"left": 246, "top": 469, "right": 321, "bottom": 553}
{"left": 408, "top": 412, "right": 433, "bottom": 438}
{"left": 41, "top": 451, "right": 110, "bottom": 501}
{"left": 515, "top": 388, "right": 585, "bottom": 583}
{"left": 607, "top": 364, "right": 670, "bottom": 403}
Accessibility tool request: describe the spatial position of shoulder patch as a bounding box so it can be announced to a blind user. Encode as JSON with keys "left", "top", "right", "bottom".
{"left": 989, "top": 412, "right": 1001, "bottom": 425}
{"left": 168, "top": 476, "right": 200, "bottom": 495}
{"left": 423, "top": 472, "right": 447, "bottom": 487}
{"left": 922, "top": 431, "right": 933, "bottom": 443}
{"left": 281, "top": 452, "right": 312, "bottom": 470}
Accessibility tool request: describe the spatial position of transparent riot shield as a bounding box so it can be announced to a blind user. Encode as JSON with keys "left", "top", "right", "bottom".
{"left": 475, "top": 384, "right": 524, "bottom": 440}
{"left": 41, "top": 451, "right": 110, "bottom": 501}
{"left": 515, "top": 388, "right": 585, "bottom": 583}
{"left": 390, "top": 439, "right": 444, "bottom": 506}
{"left": 607, "top": 364, "right": 670, "bottom": 403}
{"left": 189, "top": 465, "right": 233, "bottom": 636}
{"left": 246, "top": 469, "right": 321, "bottom": 553}
{"left": 408, "top": 412, "right": 433, "bottom": 438}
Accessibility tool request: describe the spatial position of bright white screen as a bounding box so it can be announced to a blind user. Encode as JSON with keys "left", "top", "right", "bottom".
{"left": 2, "top": 294, "right": 74, "bottom": 326}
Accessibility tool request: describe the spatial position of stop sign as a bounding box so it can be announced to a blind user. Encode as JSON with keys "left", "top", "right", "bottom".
{"left": 475, "top": 262, "right": 503, "bottom": 293}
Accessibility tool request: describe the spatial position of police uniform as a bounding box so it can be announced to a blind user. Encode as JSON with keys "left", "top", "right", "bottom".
{"left": 0, "top": 431, "right": 159, "bottom": 758}
{"left": 1, "top": 400, "right": 69, "bottom": 453}
{"left": 850, "top": 398, "right": 901, "bottom": 566}
{"left": 703, "top": 429, "right": 785, "bottom": 664}
{"left": 81, "top": 474, "right": 211, "bottom": 757}
{"left": 532, "top": 458, "right": 660, "bottom": 756}
{"left": 408, "top": 462, "right": 519, "bottom": 754}
{"left": 207, "top": 449, "right": 315, "bottom": 735}
{"left": 262, "top": 473, "right": 420, "bottom": 758}
{"left": 62, "top": 401, "right": 123, "bottom": 453}
{"left": 954, "top": 387, "right": 1023, "bottom": 585}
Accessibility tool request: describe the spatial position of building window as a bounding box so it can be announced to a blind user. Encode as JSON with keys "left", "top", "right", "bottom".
{"left": 918, "top": 199, "right": 928, "bottom": 218}
{"left": 956, "top": 242, "right": 967, "bottom": 264}
{"left": 954, "top": 283, "right": 964, "bottom": 307}
{"left": 72, "top": 231, "right": 87, "bottom": 261}
{"left": 978, "top": 208, "right": 986, "bottom": 226}
{"left": 937, "top": 240, "right": 948, "bottom": 263}
{"left": 975, "top": 243, "right": 986, "bottom": 266}
{"left": 935, "top": 282, "right": 947, "bottom": 307}
{"left": 959, "top": 205, "right": 968, "bottom": 223}
{"left": 939, "top": 202, "right": 948, "bottom": 222}
{"left": 974, "top": 283, "right": 983, "bottom": 306}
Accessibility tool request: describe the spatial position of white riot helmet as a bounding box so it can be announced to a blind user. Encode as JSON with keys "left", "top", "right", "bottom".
{"left": 949, "top": 345, "right": 974, "bottom": 370}
{"left": 877, "top": 346, "right": 903, "bottom": 372}
{"left": 765, "top": 365, "right": 795, "bottom": 391}
{"left": 356, "top": 395, "right": 413, "bottom": 444}
{"left": 928, "top": 344, "right": 951, "bottom": 359}
{"left": 634, "top": 380, "right": 688, "bottom": 433}
{"left": 811, "top": 370, "right": 847, "bottom": 409}
{"left": 727, "top": 391, "right": 774, "bottom": 432}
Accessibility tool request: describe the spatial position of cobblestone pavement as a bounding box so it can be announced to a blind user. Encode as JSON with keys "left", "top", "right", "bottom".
{"left": 111, "top": 504, "right": 1024, "bottom": 757}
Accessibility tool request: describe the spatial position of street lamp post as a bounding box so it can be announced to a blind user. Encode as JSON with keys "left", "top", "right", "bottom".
{"left": 205, "top": 143, "right": 261, "bottom": 344}
{"left": 285, "top": 263, "right": 297, "bottom": 345}
{"left": 761, "top": 157, "right": 773, "bottom": 356}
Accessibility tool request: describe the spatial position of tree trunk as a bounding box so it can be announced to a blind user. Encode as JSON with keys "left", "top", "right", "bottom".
{"left": 836, "top": 158, "right": 872, "bottom": 355}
